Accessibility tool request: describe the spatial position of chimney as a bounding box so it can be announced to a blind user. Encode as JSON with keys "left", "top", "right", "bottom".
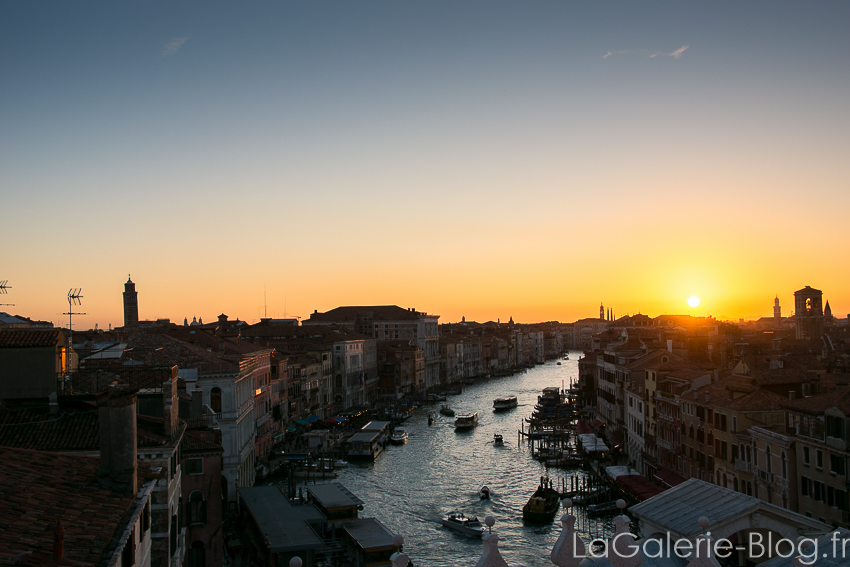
{"left": 667, "top": 339, "right": 673, "bottom": 353}
{"left": 97, "top": 383, "right": 138, "bottom": 495}
{"left": 163, "top": 378, "right": 178, "bottom": 440}
{"left": 53, "top": 519, "right": 64, "bottom": 561}
{"left": 190, "top": 388, "right": 204, "bottom": 419}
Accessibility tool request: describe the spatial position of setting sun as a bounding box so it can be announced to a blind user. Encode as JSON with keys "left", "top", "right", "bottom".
{"left": 688, "top": 296, "right": 701, "bottom": 308}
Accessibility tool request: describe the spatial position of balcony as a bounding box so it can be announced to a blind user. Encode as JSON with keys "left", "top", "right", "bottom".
{"left": 657, "top": 438, "right": 674, "bottom": 452}
{"left": 735, "top": 459, "right": 751, "bottom": 473}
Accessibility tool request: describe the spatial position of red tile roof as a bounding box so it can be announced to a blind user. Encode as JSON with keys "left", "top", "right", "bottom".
{"left": 306, "top": 305, "right": 426, "bottom": 322}
{"left": 0, "top": 329, "right": 65, "bottom": 348}
{"left": 0, "top": 447, "right": 151, "bottom": 566}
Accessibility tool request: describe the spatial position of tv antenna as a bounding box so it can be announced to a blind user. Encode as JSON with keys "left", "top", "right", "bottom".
{"left": 63, "top": 288, "right": 86, "bottom": 331}
{"left": 0, "top": 281, "right": 13, "bottom": 307}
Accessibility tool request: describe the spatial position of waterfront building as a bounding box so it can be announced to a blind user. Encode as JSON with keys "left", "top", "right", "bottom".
{"left": 782, "top": 389, "right": 850, "bottom": 527}
{"left": 304, "top": 305, "right": 441, "bottom": 390}
{"left": 378, "top": 340, "right": 424, "bottom": 398}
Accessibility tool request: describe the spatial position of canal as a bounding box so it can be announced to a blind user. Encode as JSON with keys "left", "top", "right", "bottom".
{"left": 299, "top": 353, "right": 619, "bottom": 567}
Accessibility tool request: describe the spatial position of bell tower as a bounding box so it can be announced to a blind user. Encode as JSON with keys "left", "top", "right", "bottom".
{"left": 123, "top": 275, "right": 139, "bottom": 328}
{"left": 773, "top": 295, "right": 781, "bottom": 328}
{"left": 793, "top": 286, "right": 823, "bottom": 340}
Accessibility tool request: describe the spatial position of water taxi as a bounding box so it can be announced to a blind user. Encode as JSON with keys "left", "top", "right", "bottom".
{"left": 454, "top": 412, "right": 478, "bottom": 430}
{"left": 492, "top": 396, "right": 518, "bottom": 411}
{"left": 522, "top": 477, "right": 561, "bottom": 523}
{"left": 439, "top": 404, "right": 455, "bottom": 417}
{"left": 390, "top": 427, "right": 408, "bottom": 444}
{"left": 441, "top": 513, "right": 485, "bottom": 537}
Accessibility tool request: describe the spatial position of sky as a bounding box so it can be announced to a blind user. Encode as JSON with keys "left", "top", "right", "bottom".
{"left": 2, "top": 1, "right": 849, "bottom": 329}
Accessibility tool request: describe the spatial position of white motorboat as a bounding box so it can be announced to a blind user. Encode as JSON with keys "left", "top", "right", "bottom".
{"left": 454, "top": 412, "right": 478, "bottom": 430}
{"left": 493, "top": 396, "right": 518, "bottom": 411}
{"left": 441, "top": 512, "right": 485, "bottom": 537}
{"left": 390, "top": 427, "right": 408, "bottom": 444}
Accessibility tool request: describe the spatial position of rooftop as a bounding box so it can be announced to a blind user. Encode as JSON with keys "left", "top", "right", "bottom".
{"left": 0, "top": 447, "right": 152, "bottom": 566}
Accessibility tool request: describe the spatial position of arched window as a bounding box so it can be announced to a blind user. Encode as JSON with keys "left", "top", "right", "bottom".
{"left": 189, "top": 541, "right": 205, "bottom": 567}
{"left": 210, "top": 387, "right": 222, "bottom": 413}
{"left": 188, "top": 491, "right": 206, "bottom": 525}
{"left": 733, "top": 477, "right": 738, "bottom": 492}
{"left": 689, "top": 425, "right": 695, "bottom": 439}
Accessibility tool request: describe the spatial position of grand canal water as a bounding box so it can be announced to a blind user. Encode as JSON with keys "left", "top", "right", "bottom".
{"left": 313, "top": 352, "right": 617, "bottom": 567}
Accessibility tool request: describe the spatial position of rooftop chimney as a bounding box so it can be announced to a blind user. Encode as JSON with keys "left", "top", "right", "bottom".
{"left": 163, "top": 378, "right": 178, "bottom": 440}
{"left": 97, "top": 383, "right": 138, "bottom": 495}
{"left": 667, "top": 339, "right": 673, "bottom": 353}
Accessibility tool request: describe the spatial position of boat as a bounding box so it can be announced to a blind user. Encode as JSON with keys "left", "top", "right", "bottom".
{"left": 587, "top": 500, "right": 620, "bottom": 516}
{"left": 428, "top": 413, "right": 435, "bottom": 426}
{"left": 493, "top": 434, "right": 504, "bottom": 446}
{"left": 454, "top": 412, "right": 478, "bottom": 430}
{"left": 480, "top": 485, "right": 491, "bottom": 500}
{"left": 441, "top": 512, "right": 485, "bottom": 537}
{"left": 522, "top": 477, "right": 562, "bottom": 523}
{"left": 440, "top": 405, "right": 455, "bottom": 417}
{"left": 492, "top": 396, "right": 518, "bottom": 411}
{"left": 390, "top": 427, "right": 408, "bottom": 444}
{"left": 346, "top": 431, "right": 384, "bottom": 461}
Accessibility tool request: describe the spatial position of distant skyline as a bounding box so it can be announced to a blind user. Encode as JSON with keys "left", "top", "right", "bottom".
{"left": 3, "top": 2, "right": 848, "bottom": 329}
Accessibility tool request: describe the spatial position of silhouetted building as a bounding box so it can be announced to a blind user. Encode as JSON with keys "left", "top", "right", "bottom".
{"left": 794, "top": 286, "right": 823, "bottom": 340}
{"left": 123, "top": 275, "right": 139, "bottom": 328}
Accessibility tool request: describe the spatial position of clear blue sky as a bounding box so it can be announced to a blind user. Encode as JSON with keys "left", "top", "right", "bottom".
{"left": 2, "top": 2, "right": 849, "bottom": 328}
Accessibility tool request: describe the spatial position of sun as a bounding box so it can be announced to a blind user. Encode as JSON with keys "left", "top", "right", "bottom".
{"left": 688, "top": 296, "right": 700, "bottom": 308}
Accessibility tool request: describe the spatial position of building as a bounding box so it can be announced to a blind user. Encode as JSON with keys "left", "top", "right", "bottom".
{"left": 124, "top": 275, "right": 140, "bottom": 328}
{"left": 794, "top": 286, "right": 824, "bottom": 340}
{"left": 303, "top": 306, "right": 441, "bottom": 390}
{"left": 0, "top": 328, "right": 73, "bottom": 401}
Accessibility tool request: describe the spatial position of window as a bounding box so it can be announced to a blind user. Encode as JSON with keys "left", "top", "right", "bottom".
{"left": 188, "top": 491, "right": 207, "bottom": 525}
{"left": 830, "top": 454, "right": 846, "bottom": 475}
{"left": 210, "top": 387, "right": 222, "bottom": 413}
{"left": 732, "top": 416, "right": 737, "bottom": 433}
{"left": 186, "top": 458, "right": 203, "bottom": 475}
{"left": 121, "top": 526, "right": 135, "bottom": 567}
{"left": 826, "top": 416, "right": 845, "bottom": 439}
{"left": 816, "top": 450, "right": 823, "bottom": 469}
{"left": 142, "top": 501, "right": 150, "bottom": 533}
{"left": 189, "top": 541, "right": 206, "bottom": 567}
{"left": 803, "top": 446, "right": 810, "bottom": 465}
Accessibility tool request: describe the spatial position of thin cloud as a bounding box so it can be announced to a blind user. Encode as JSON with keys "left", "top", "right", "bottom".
{"left": 162, "top": 37, "right": 188, "bottom": 56}
{"left": 602, "top": 50, "right": 629, "bottom": 59}
{"left": 650, "top": 45, "right": 688, "bottom": 59}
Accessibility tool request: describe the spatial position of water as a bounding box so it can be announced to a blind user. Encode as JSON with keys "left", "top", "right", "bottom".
{"left": 306, "top": 352, "right": 618, "bottom": 567}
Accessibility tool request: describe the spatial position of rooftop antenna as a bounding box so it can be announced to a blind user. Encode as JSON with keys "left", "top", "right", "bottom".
{"left": 63, "top": 289, "right": 86, "bottom": 331}
{"left": 0, "top": 280, "right": 13, "bottom": 307}
{"left": 264, "top": 285, "right": 268, "bottom": 318}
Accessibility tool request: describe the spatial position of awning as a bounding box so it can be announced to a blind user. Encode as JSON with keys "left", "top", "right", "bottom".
{"left": 294, "top": 419, "right": 308, "bottom": 426}
{"left": 654, "top": 467, "right": 687, "bottom": 488}
{"left": 286, "top": 425, "right": 296, "bottom": 432}
{"left": 305, "top": 415, "right": 320, "bottom": 423}
{"left": 272, "top": 432, "right": 285, "bottom": 439}
{"left": 591, "top": 419, "right": 604, "bottom": 429}
{"left": 322, "top": 418, "right": 338, "bottom": 424}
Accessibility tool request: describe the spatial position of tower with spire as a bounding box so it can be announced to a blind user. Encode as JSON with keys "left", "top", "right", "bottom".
{"left": 600, "top": 303, "right": 604, "bottom": 320}
{"left": 773, "top": 295, "right": 781, "bottom": 328}
{"left": 123, "top": 275, "right": 139, "bottom": 328}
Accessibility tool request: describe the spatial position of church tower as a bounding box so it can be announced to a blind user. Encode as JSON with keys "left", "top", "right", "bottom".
{"left": 123, "top": 275, "right": 139, "bottom": 328}
{"left": 600, "top": 303, "right": 604, "bottom": 320}
{"left": 773, "top": 295, "right": 781, "bottom": 328}
{"left": 793, "top": 286, "right": 823, "bottom": 340}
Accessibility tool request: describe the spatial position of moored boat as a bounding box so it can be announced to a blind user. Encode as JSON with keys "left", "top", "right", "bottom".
{"left": 454, "top": 412, "right": 478, "bottom": 430}
{"left": 492, "top": 396, "right": 518, "bottom": 411}
{"left": 441, "top": 512, "right": 485, "bottom": 537}
{"left": 439, "top": 404, "right": 455, "bottom": 417}
{"left": 587, "top": 500, "right": 620, "bottom": 516}
{"left": 522, "top": 477, "right": 562, "bottom": 523}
